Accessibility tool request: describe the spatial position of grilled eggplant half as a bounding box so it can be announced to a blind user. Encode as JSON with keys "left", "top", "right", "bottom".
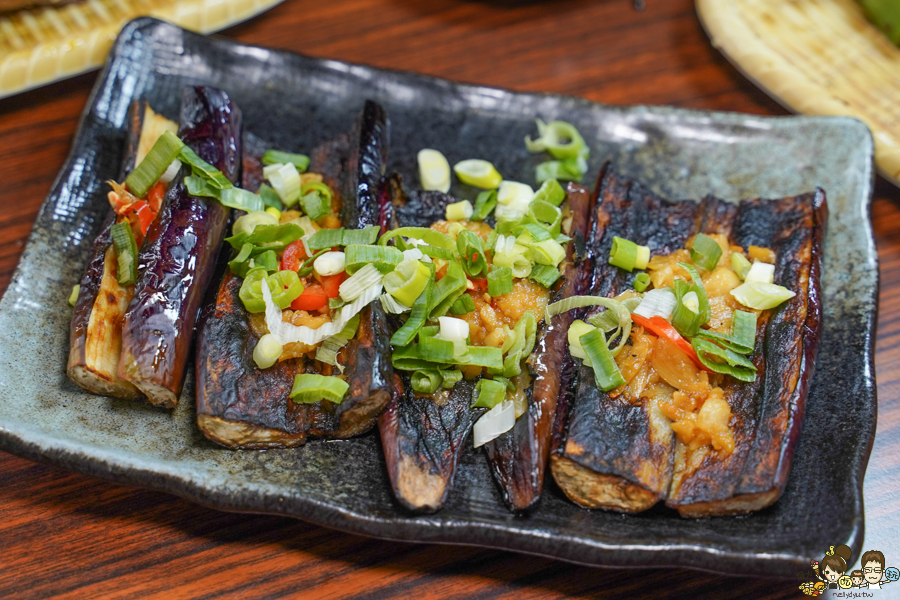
{"left": 195, "top": 101, "right": 393, "bottom": 448}
{"left": 482, "top": 182, "right": 594, "bottom": 512}
{"left": 117, "top": 86, "right": 242, "bottom": 409}
{"left": 550, "top": 167, "right": 826, "bottom": 516}
{"left": 67, "top": 101, "right": 177, "bottom": 399}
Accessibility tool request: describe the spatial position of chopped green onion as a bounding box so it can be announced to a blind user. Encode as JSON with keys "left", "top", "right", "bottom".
{"left": 495, "top": 181, "right": 535, "bottom": 222}
{"left": 487, "top": 266, "right": 513, "bottom": 297}
{"left": 678, "top": 262, "right": 711, "bottom": 325}
{"left": 418, "top": 149, "right": 451, "bottom": 193}
{"left": 529, "top": 264, "right": 561, "bottom": 288}
{"left": 253, "top": 333, "right": 283, "bottom": 370}
{"left": 453, "top": 159, "right": 502, "bottom": 189}
{"left": 239, "top": 268, "right": 304, "bottom": 313}
{"left": 456, "top": 230, "right": 487, "bottom": 278}
{"left": 344, "top": 245, "right": 403, "bottom": 274}
{"left": 525, "top": 119, "right": 587, "bottom": 160}
{"left": 633, "top": 272, "right": 651, "bottom": 292}
{"left": 384, "top": 258, "right": 431, "bottom": 306}
{"left": 289, "top": 373, "right": 350, "bottom": 404}
{"left": 580, "top": 328, "right": 625, "bottom": 391}
{"left": 338, "top": 263, "right": 382, "bottom": 302}
{"left": 500, "top": 311, "right": 536, "bottom": 377}
{"left": 411, "top": 370, "right": 443, "bottom": 394}
{"left": 110, "top": 222, "right": 138, "bottom": 286}
{"left": 547, "top": 295, "right": 627, "bottom": 319}
{"left": 265, "top": 206, "right": 281, "bottom": 221}
{"left": 567, "top": 319, "right": 596, "bottom": 362}
{"left": 696, "top": 310, "right": 757, "bottom": 355}
{"left": 449, "top": 293, "right": 476, "bottom": 315}
{"left": 258, "top": 184, "right": 283, "bottom": 211}
{"left": 527, "top": 200, "right": 563, "bottom": 235}
{"left": 671, "top": 279, "right": 703, "bottom": 338}
{"left": 390, "top": 277, "right": 433, "bottom": 347}
{"left": 233, "top": 211, "right": 279, "bottom": 237}
{"left": 419, "top": 334, "right": 456, "bottom": 363}
{"left": 416, "top": 244, "right": 456, "bottom": 260}
{"left": 533, "top": 178, "right": 566, "bottom": 206}
{"left": 471, "top": 378, "right": 507, "bottom": 409}
{"left": 744, "top": 261, "right": 775, "bottom": 284}
{"left": 608, "top": 236, "right": 649, "bottom": 272}
{"left": 491, "top": 375, "right": 516, "bottom": 391}
{"left": 68, "top": 284, "right": 80, "bottom": 307}
{"left": 535, "top": 158, "right": 586, "bottom": 183}
{"left": 179, "top": 145, "right": 232, "bottom": 190}
{"left": 446, "top": 200, "right": 474, "bottom": 221}
{"left": 264, "top": 162, "right": 301, "bottom": 207}
{"left": 730, "top": 281, "right": 796, "bottom": 310}
{"left": 391, "top": 341, "right": 502, "bottom": 371}
{"left": 228, "top": 243, "right": 254, "bottom": 276}
{"left": 379, "top": 227, "right": 456, "bottom": 252}
{"left": 307, "top": 227, "right": 343, "bottom": 250}
{"left": 521, "top": 223, "right": 552, "bottom": 242}
{"left": 440, "top": 368, "right": 463, "bottom": 389}
{"left": 380, "top": 292, "right": 411, "bottom": 314}
{"left": 341, "top": 226, "right": 380, "bottom": 246}
{"left": 731, "top": 252, "right": 751, "bottom": 280}
{"left": 493, "top": 236, "right": 532, "bottom": 278}
{"left": 690, "top": 233, "right": 723, "bottom": 271}
{"left": 262, "top": 150, "right": 310, "bottom": 172}
{"left": 125, "top": 130, "right": 185, "bottom": 197}
{"left": 528, "top": 238, "right": 566, "bottom": 266}
{"left": 218, "top": 187, "right": 265, "bottom": 212}
{"left": 471, "top": 190, "right": 498, "bottom": 221}
{"left": 225, "top": 223, "right": 304, "bottom": 257}
{"left": 691, "top": 338, "right": 757, "bottom": 383}
{"left": 429, "top": 260, "right": 468, "bottom": 318}
{"left": 299, "top": 181, "right": 332, "bottom": 221}
{"left": 240, "top": 249, "right": 278, "bottom": 275}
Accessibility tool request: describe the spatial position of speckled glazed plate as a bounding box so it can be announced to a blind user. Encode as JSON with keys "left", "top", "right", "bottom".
{"left": 0, "top": 18, "right": 877, "bottom": 577}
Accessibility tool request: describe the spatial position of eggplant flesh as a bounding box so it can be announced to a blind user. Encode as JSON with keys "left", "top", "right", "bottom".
{"left": 482, "top": 182, "right": 594, "bottom": 512}
{"left": 67, "top": 102, "right": 176, "bottom": 400}
{"left": 118, "top": 86, "right": 242, "bottom": 409}
{"left": 550, "top": 167, "right": 826, "bottom": 516}
{"left": 195, "top": 103, "right": 393, "bottom": 448}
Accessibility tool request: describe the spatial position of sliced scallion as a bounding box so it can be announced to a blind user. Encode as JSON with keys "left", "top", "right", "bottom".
{"left": 380, "top": 292, "right": 411, "bottom": 314}
{"left": 471, "top": 190, "right": 498, "bottom": 221}
{"left": 731, "top": 252, "right": 751, "bottom": 280}
{"left": 633, "top": 272, "right": 651, "bottom": 292}
{"left": 609, "top": 236, "right": 649, "bottom": 272}
{"left": 253, "top": 333, "right": 283, "bottom": 370}
{"left": 671, "top": 280, "right": 703, "bottom": 338}
{"left": 344, "top": 244, "right": 402, "bottom": 274}
{"left": 418, "top": 149, "right": 451, "bottom": 193}
{"left": 315, "top": 314, "right": 360, "bottom": 373}
{"left": 262, "top": 150, "right": 310, "bottom": 172}
{"left": 258, "top": 184, "right": 283, "bottom": 211}
{"left": 384, "top": 258, "right": 431, "bottom": 306}
{"left": 532, "top": 178, "right": 566, "bottom": 206}
{"left": 730, "top": 281, "right": 796, "bottom": 310}
{"left": 690, "top": 233, "right": 723, "bottom": 271}
{"left": 580, "top": 328, "right": 625, "bottom": 391}
{"left": 264, "top": 162, "right": 301, "bottom": 207}
{"left": 446, "top": 200, "right": 474, "bottom": 221}
{"left": 453, "top": 159, "right": 502, "bottom": 189}
{"left": 110, "top": 222, "right": 139, "bottom": 286}
{"left": 471, "top": 378, "right": 507, "bottom": 409}
{"left": 289, "top": 373, "right": 350, "bottom": 404}
{"left": 440, "top": 368, "right": 463, "bottom": 389}
{"left": 525, "top": 119, "right": 587, "bottom": 160}
{"left": 429, "top": 260, "right": 467, "bottom": 318}
{"left": 299, "top": 181, "right": 332, "bottom": 220}
{"left": 535, "top": 158, "right": 586, "bottom": 183}
{"left": 487, "top": 266, "right": 513, "bottom": 297}
{"left": 528, "top": 238, "right": 566, "bottom": 266}
{"left": 68, "top": 284, "right": 80, "bottom": 307}
{"left": 529, "top": 264, "right": 561, "bottom": 288}
{"left": 341, "top": 226, "right": 380, "bottom": 246}
{"left": 567, "top": 319, "right": 596, "bottom": 362}
{"left": 449, "top": 293, "right": 476, "bottom": 316}
{"left": 338, "top": 263, "right": 383, "bottom": 302}
{"left": 457, "top": 230, "right": 487, "bottom": 278}
{"left": 411, "top": 370, "right": 443, "bottom": 394}
{"left": 378, "top": 227, "right": 456, "bottom": 252}
{"left": 125, "top": 130, "right": 184, "bottom": 198}
{"left": 696, "top": 310, "right": 757, "bottom": 355}
{"left": 390, "top": 278, "right": 432, "bottom": 347}
{"left": 307, "top": 227, "right": 343, "bottom": 250}
{"left": 744, "top": 260, "right": 775, "bottom": 284}
{"left": 691, "top": 338, "right": 757, "bottom": 383}
{"left": 179, "top": 145, "right": 232, "bottom": 190}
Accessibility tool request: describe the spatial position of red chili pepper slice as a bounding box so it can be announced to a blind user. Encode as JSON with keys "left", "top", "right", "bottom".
{"left": 280, "top": 240, "right": 307, "bottom": 272}
{"left": 630, "top": 313, "right": 711, "bottom": 372}
{"left": 146, "top": 181, "right": 166, "bottom": 213}
{"left": 291, "top": 284, "right": 328, "bottom": 311}
{"left": 131, "top": 201, "right": 155, "bottom": 236}
{"left": 320, "top": 272, "right": 346, "bottom": 299}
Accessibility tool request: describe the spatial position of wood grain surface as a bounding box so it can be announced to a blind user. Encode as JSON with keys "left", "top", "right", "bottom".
{"left": 1, "top": 0, "right": 897, "bottom": 598}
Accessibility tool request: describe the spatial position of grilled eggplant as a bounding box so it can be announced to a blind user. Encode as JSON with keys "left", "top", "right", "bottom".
{"left": 67, "top": 102, "right": 177, "bottom": 400}
{"left": 550, "top": 167, "right": 826, "bottom": 516}
{"left": 482, "top": 182, "right": 594, "bottom": 512}
{"left": 195, "top": 101, "right": 393, "bottom": 448}
{"left": 118, "top": 86, "right": 242, "bottom": 409}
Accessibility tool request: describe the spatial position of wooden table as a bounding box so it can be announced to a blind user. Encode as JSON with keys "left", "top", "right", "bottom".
{"left": 1, "top": 0, "right": 897, "bottom": 597}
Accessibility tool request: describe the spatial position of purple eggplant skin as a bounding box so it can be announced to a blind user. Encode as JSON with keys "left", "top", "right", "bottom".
{"left": 482, "top": 182, "right": 595, "bottom": 512}
{"left": 550, "top": 167, "right": 704, "bottom": 512}
{"left": 118, "top": 86, "right": 241, "bottom": 409}
{"left": 341, "top": 100, "right": 390, "bottom": 230}
{"left": 667, "top": 189, "right": 827, "bottom": 517}
{"left": 67, "top": 100, "right": 146, "bottom": 400}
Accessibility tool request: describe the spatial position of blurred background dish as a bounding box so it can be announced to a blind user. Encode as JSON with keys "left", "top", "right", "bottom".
{"left": 697, "top": 0, "right": 900, "bottom": 187}
{"left": 0, "top": 0, "right": 284, "bottom": 99}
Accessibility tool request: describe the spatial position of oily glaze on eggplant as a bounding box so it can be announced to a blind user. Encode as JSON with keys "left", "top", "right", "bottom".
{"left": 549, "top": 167, "right": 827, "bottom": 516}
{"left": 481, "top": 182, "right": 594, "bottom": 512}
{"left": 195, "top": 102, "right": 393, "bottom": 448}
{"left": 67, "top": 101, "right": 172, "bottom": 400}
{"left": 118, "top": 86, "right": 241, "bottom": 409}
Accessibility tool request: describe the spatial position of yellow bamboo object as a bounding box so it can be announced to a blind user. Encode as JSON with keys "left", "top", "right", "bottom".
{"left": 697, "top": 0, "right": 900, "bottom": 186}
{"left": 0, "top": 0, "right": 284, "bottom": 99}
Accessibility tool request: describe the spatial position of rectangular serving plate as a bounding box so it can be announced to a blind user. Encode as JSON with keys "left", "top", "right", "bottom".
{"left": 0, "top": 17, "right": 877, "bottom": 577}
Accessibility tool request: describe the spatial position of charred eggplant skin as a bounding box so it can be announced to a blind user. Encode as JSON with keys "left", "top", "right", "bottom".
{"left": 118, "top": 86, "right": 241, "bottom": 409}
{"left": 482, "top": 182, "right": 594, "bottom": 512}
{"left": 67, "top": 100, "right": 145, "bottom": 399}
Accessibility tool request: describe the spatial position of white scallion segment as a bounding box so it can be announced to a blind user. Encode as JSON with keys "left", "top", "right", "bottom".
{"left": 567, "top": 320, "right": 595, "bottom": 363}
{"left": 402, "top": 248, "right": 426, "bottom": 262}
{"left": 730, "top": 282, "right": 796, "bottom": 310}
{"left": 495, "top": 181, "right": 534, "bottom": 221}
{"left": 264, "top": 162, "right": 301, "bottom": 206}
{"left": 473, "top": 399, "right": 516, "bottom": 448}
{"left": 289, "top": 216, "right": 317, "bottom": 237}
{"left": 418, "top": 149, "right": 451, "bottom": 193}
{"left": 339, "top": 263, "right": 384, "bottom": 302}
{"left": 301, "top": 236, "right": 313, "bottom": 258}
{"left": 744, "top": 261, "right": 775, "bottom": 285}
{"left": 253, "top": 333, "right": 283, "bottom": 370}
{"left": 159, "top": 158, "right": 182, "bottom": 183}
{"left": 635, "top": 245, "right": 650, "bottom": 270}
{"left": 446, "top": 200, "right": 474, "bottom": 221}
{"left": 633, "top": 288, "right": 677, "bottom": 320}
{"left": 314, "top": 251, "right": 346, "bottom": 277}
{"left": 262, "top": 279, "right": 382, "bottom": 346}
{"left": 682, "top": 291, "right": 700, "bottom": 314}
{"left": 380, "top": 292, "right": 411, "bottom": 314}
{"left": 233, "top": 210, "right": 279, "bottom": 236}
{"left": 438, "top": 316, "right": 469, "bottom": 342}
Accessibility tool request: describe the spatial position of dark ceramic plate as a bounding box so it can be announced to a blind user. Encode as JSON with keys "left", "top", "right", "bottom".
{"left": 0, "top": 18, "right": 877, "bottom": 577}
